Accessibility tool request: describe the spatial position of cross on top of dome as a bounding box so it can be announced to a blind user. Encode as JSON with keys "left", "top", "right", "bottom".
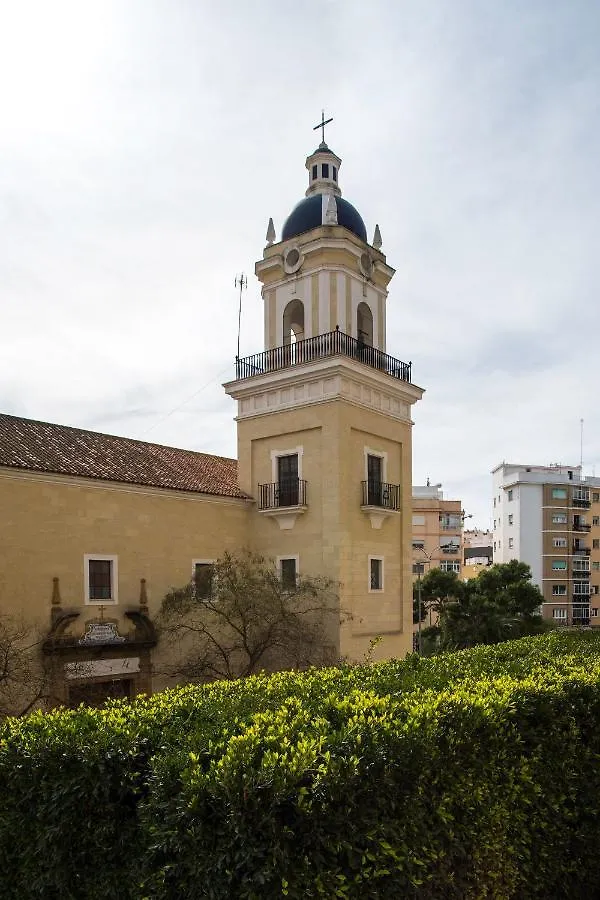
{"left": 313, "top": 109, "right": 333, "bottom": 149}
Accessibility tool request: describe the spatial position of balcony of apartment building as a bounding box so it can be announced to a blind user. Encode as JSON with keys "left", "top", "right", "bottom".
{"left": 572, "top": 603, "right": 591, "bottom": 627}
{"left": 235, "top": 327, "right": 412, "bottom": 383}
{"left": 258, "top": 472, "right": 308, "bottom": 530}
{"left": 572, "top": 489, "right": 591, "bottom": 509}
{"left": 573, "top": 516, "right": 591, "bottom": 532}
{"left": 439, "top": 514, "right": 462, "bottom": 533}
{"left": 573, "top": 539, "right": 591, "bottom": 555}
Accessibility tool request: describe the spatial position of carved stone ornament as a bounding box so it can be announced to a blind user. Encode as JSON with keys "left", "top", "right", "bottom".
{"left": 78, "top": 622, "right": 126, "bottom": 645}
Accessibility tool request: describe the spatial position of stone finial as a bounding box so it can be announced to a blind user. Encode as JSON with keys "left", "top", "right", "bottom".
{"left": 266, "top": 217, "right": 276, "bottom": 245}
{"left": 324, "top": 194, "right": 338, "bottom": 225}
{"left": 139, "top": 578, "right": 148, "bottom": 611}
{"left": 51, "top": 576, "right": 62, "bottom": 607}
{"left": 373, "top": 224, "right": 382, "bottom": 250}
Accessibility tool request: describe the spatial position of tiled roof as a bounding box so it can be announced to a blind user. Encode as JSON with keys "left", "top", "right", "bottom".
{"left": 0, "top": 413, "right": 246, "bottom": 498}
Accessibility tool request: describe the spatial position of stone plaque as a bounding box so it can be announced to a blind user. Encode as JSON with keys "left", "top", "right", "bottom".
{"left": 65, "top": 657, "right": 140, "bottom": 680}
{"left": 78, "top": 622, "right": 126, "bottom": 645}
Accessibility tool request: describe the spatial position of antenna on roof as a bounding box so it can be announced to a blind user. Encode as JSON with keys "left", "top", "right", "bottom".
{"left": 580, "top": 417, "right": 584, "bottom": 471}
{"left": 235, "top": 273, "right": 247, "bottom": 363}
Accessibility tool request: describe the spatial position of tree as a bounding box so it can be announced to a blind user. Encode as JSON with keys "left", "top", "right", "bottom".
{"left": 0, "top": 614, "right": 51, "bottom": 718}
{"left": 413, "top": 568, "right": 464, "bottom": 625}
{"left": 434, "top": 560, "right": 546, "bottom": 650}
{"left": 157, "top": 550, "right": 347, "bottom": 682}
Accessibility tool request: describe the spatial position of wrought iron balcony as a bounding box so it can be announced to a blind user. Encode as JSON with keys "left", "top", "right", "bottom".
{"left": 441, "top": 543, "right": 460, "bottom": 554}
{"left": 258, "top": 478, "right": 307, "bottom": 510}
{"left": 573, "top": 544, "right": 591, "bottom": 555}
{"left": 573, "top": 497, "right": 591, "bottom": 508}
{"left": 572, "top": 605, "right": 591, "bottom": 626}
{"left": 236, "top": 328, "right": 412, "bottom": 383}
{"left": 572, "top": 569, "right": 590, "bottom": 579}
{"left": 361, "top": 480, "right": 400, "bottom": 510}
{"left": 573, "top": 523, "right": 592, "bottom": 532}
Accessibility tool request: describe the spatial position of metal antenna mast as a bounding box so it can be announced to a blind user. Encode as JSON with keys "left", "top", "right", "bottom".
{"left": 235, "top": 273, "right": 247, "bottom": 362}
{"left": 580, "top": 417, "right": 584, "bottom": 470}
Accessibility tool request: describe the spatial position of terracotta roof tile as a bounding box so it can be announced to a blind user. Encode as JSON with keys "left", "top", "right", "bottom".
{"left": 0, "top": 413, "right": 246, "bottom": 499}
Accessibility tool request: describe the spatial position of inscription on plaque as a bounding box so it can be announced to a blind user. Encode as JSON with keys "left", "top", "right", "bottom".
{"left": 78, "top": 622, "right": 126, "bottom": 645}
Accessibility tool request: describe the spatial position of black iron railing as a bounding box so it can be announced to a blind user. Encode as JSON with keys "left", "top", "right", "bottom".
{"left": 573, "top": 544, "right": 591, "bottom": 555}
{"left": 361, "top": 480, "right": 400, "bottom": 510}
{"left": 441, "top": 544, "right": 460, "bottom": 554}
{"left": 573, "top": 523, "right": 592, "bottom": 532}
{"left": 236, "top": 329, "right": 412, "bottom": 383}
{"left": 572, "top": 605, "right": 591, "bottom": 626}
{"left": 573, "top": 497, "right": 591, "bottom": 508}
{"left": 258, "top": 478, "right": 307, "bottom": 510}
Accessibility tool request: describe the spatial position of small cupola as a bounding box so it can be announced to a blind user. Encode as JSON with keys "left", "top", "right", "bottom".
{"left": 305, "top": 142, "right": 342, "bottom": 198}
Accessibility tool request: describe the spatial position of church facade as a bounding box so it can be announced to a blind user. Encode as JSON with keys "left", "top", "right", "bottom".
{"left": 0, "top": 132, "right": 423, "bottom": 709}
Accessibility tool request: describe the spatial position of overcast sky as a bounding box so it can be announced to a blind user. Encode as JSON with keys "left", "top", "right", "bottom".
{"left": 2, "top": 0, "right": 599, "bottom": 528}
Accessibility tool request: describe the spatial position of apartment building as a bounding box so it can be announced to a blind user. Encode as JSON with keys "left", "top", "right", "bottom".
{"left": 463, "top": 529, "right": 493, "bottom": 581}
{"left": 412, "top": 484, "right": 464, "bottom": 577}
{"left": 492, "top": 463, "right": 600, "bottom": 627}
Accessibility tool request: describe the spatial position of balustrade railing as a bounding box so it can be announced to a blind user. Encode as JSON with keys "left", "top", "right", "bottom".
{"left": 258, "top": 478, "right": 307, "bottom": 510}
{"left": 236, "top": 329, "right": 412, "bottom": 383}
{"left": 360, "top": 481, "right": 400, "bottom": 510}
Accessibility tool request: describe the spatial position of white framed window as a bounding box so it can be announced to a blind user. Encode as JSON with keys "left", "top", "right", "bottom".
{"left": 553, "top": 538, "right": 568, "bottom": 548}
{"left": 552, "top": 584, "right": 567, "bottom": 596}
{"left": 592, "top": 609, "right": 599, "bottom": 617}
{"left": 552, "top": 513, "right": 567, "bottom": 524}
{"left": 440, "top": 561, "right": 460, "bottom": 573}
{"left": 412, "top": 514, "right": 425, "bottom": 526}
{"left": 593, "top": 517, "right": 600, "bottom": 526}
{"left": 508, "top": 514, "right": 513, "bottom": 525}
{"left": 278, "top": 555, "right": 299, "bottom": 589}
{"left": 270, "top": 446, "right": 303, "bottom": 483}
{"left": 192, "top": 559, "right": 215, "bottom": 600}
{"left": 507, "top": 490, "right": 513, "bottom": 501}
{"left": 364, "top": 447, "right": 388, "bottom": 484}
{"left": 552, "top": 488, "right": 567, "bottom": 500}
{"left": 593, "top": 586, "right": 600, "bottom": 596}
{"left": 552, "top": 560, "right": 568, "bottom": 570}
{"left": 552, "top": 608, "right": 567, "bottom": 621}
{"left": 84, "top": 555, "right": 118, "bottom": 605}
{"left": 508, "top": 538, "right": 514, "bottom": 549}
{"left": 368, "top": 556, "right": 384, "bottom": 592}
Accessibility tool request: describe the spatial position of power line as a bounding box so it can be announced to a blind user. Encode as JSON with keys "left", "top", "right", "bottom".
{"left": 141, "top": 364, "right": 231, "bottom": 438}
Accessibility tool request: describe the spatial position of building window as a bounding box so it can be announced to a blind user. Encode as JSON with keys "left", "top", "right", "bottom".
{"left": 552, "top": 585, "right": 567, "bottom": 595}
{"left": 440, "top": 561, "right": 460, "bottom": 573}
{"left": 85, "top": 555, "right": 118, "bottom": 604}
{"left": 592, "top": 609, "right": 599, "bottom": 617}
{"left": 594, "top": 586, "right": 600, "bottom": 596}
{"left": 552, "top": 560, "right": 567, "bottom": 570}
{"left": 321, "top": 163, "right": 329, "bottom": 178}
{"left": 494, "top": 497, "right": 496, "bottom": 508}
{"left": 594, "top": 516, "right": 600, "bottom": 526}
{"left": 193, "top": 561, "right": 214, "bottom": 600}
{"left": 553, "top": 538, "right": 568, "bottom": 548}
{"left": 412, "top": 540, "right": 425, "bottom": 550}
{"left": 593, "top": 562, "right": 600, "bottom": 571}
{"left": 412, "top": 514, "right": 425, "bottom": 526}
{"left": 573, "top": 488, "right": 590, "bottom": 502}
{"left": 412, "top": 563, "right": 425, "bottom": 575}
{"left": 552, "top": 488, "right": 567, "bottom": 500}
{"left": 552, "top": 513, "right": 567, "bottom": 524}
{"left": 593, "top": 493, "right": 600, "bottom": 503}
{"left": 279, "top": 557, "right": 298, "bottom": 589}
{"left": 552, "top": 609, "right": 567, "bottom": 621}
{"left": 494, "top": 542, "right": 496, "bottom": 552}
{"left": 508, "top": 514, "right": 513, "bottom": 525}
{"left": 594, "top": 540, "right": 600, "bottom": 550}
{"left": 332, "top": 165, "right": 337, "bottom": 181}
{"left": 312, "top": 164, "right": 317, "bottom": 179}
{"left": 493, "top": 520, "right": 496, "bottom": 530}
{"left": 507, "top": 490, "right": 513, "bottom": 501}
{"left": 369, "top": 556, "right": 383, "bottom": 591}
{"left": 508, "top": 538, "right": 514, "bottom": 549}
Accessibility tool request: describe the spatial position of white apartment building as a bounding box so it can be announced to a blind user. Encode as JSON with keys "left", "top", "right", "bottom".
{"left": 492, "top": 463, "right": 600, "bottom": 627}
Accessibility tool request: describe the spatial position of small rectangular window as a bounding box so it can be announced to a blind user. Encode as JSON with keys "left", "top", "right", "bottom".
{"left": 321, "top": 163, "right": 329, "bottom": 178}
{"left": 280, "top": 557, "right": 297, "bottom": 588}
{"left": 507, "top": 489, "right": 513, "bottom": 501}
{"left": 552, "top": 585, "right": 567, "bottom": 595}
{"left": 508, "top": 514, "right": 513, "bottom": 525}
{"left": 594, "top": 539, "right": 600, "bottom": 550}
{"left": 412, "top": 540, "right": 425, "bottom": 550}
{"left": 412, "top": 515, "right": 425, "bottom": 526}
{"left": 440, "top": 561, "right": 460, "bottom": 573}
{"left": 552, "top": 514, "right": 567, "bottom": 524}
{"left": 552, "top": 608, "right": 567, "bottom": 621}
{"left": 552, "top": 560, "right": 567, "bottom": 570}
{"left": 594, "top": 493, "right": 600, "bottom": 503}
{"left": 412, "top": 563, "right": 425, "bottom": 575}
{"left": 552, "top": 488, "right": 567, "bottom": 499}
{"left": 594, "top": 516, "right": 600, "bottom": 526}
{"left": 88, "top": 559, "right": 113, "bottom": 601}
{"left": 553, "top": 538, "right": 568, "bottom": 548}
{"left": 508, "top": 538, "right": 514, "bottom": 549}
{"left": 369, "top": 557, "right": 383, "bottom": 591}
{"left": 594, "top": 586, "right": 600, "bottom": 596}
{"left": 332, "top": 165, "right": 337, "bottom": 181}
{"left": 593, "top": 562, "right": 600, "bottom": 571}
{"left": 494, "top": 497, "right": 496, "bottom": 508}
{"left": 193, "top": 562, "right": 214, "bottom": 600}
{"left": 312, "top": 164, "right": 318, "bottom": 179}
{"left": 592, "top": 608, "right": 599, "bottom": 617}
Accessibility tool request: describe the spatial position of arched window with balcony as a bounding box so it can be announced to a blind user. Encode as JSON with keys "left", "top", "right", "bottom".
{"left": 283, "top": 299, "right": 304, "bottom": 345}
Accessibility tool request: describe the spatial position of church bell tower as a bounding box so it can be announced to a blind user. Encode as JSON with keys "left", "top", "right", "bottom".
{"left": 224, "top": 117, "right": 423, "bottom": 661}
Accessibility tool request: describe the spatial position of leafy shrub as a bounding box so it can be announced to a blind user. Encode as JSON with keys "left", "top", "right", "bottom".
{"left": 2, "top": 632, "right": 600, "bottom": 898}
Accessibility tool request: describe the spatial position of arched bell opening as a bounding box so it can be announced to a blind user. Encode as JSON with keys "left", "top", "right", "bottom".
{"left": 283, "top": 299, "right": 305, "bottom": 346}
{"left": 357, "top": 302, "right": 373, "bottom": 347}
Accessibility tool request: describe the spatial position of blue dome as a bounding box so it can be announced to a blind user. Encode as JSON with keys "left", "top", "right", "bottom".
{"left": 281, "top": 194, "right": 367, "bottom": 243}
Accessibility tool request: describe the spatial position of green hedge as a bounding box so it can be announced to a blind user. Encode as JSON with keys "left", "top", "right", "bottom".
{"left": 2, "top": 632, "right": 600, "bottom": 898}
